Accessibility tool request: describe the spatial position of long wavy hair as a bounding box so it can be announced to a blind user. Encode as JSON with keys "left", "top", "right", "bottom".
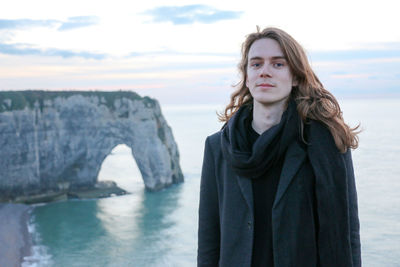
{"left": 219, "top": 27, "right": 359, "bottom": 153}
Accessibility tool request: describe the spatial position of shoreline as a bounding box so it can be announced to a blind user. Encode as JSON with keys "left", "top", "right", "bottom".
{"left": 0, "top": 203, "right": 33, "bottom": 267}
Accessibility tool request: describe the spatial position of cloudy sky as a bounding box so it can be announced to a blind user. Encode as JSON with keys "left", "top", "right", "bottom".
{"left": 1, "top": 0, "right": 399, "bottom": 104}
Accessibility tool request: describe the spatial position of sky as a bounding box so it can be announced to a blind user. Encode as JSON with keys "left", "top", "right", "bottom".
{"left": 1, "top": 0, "right": 399, "bottom": 105}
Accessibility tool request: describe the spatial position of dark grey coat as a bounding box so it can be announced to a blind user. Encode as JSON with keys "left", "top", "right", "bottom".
{"left": 197, "top": 122, "right": 361, "bottom": 267}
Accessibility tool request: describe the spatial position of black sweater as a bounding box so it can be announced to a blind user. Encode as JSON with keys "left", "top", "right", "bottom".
{"left": 248, "top": 125, "right": 283, "bottom": 267}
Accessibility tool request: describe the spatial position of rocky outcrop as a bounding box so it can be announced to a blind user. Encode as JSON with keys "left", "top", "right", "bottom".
{"left": 0, "top": 91, "right": 183, "bottom": 202}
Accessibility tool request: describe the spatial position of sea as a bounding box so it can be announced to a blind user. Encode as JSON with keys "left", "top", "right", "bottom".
{"left": 22, "top": 97, "right": 400, "bottom": 267}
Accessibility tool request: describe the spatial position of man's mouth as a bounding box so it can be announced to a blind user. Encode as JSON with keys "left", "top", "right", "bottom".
{"left": 257, "top": 83, "right": 275, "bottom": 87}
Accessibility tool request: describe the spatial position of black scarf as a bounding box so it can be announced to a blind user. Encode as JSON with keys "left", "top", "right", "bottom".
{"left": 221, "top": 100, "right": 301, "bottom": 179}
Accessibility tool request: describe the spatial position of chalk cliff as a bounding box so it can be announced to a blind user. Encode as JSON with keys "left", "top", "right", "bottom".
{"left": 0, "top": 91, "right": 183, "bottom": 202}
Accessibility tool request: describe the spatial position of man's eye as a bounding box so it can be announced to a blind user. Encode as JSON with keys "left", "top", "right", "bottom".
{"left": 252, "top": 63, "right": 261, "bottom": 67}
{"left": 274, "top": 62, "right": 284, "bottom": 67}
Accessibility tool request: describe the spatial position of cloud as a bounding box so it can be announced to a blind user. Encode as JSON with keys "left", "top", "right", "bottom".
{"left": 58, "top": 16, "right": 99, "bottom": 31}
{"left": 0, "top": 19, "right": 58, "bottom": 30}
{"left": 128, "top": 49, "right": 237, "bottom": 58}
{"left": 310, "top": 47, "right": 400, "bottom": 61}
{"left": 0, "top": 16, "right": 98, "bottom": 31}
{"left": 144, "top": 5, "right": 242, "bottom": 25}
{"left": 0, "top": 43, "right": 106, "bottom": 60}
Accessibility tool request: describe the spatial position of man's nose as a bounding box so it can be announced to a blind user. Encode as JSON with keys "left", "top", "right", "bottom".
{"left": 259, "top": 64, "right": 272, "bottom": 77}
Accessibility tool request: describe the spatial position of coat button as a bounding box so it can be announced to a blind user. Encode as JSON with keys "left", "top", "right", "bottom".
{"left": 247, "top": 221, "right": 252, "bottom": 229}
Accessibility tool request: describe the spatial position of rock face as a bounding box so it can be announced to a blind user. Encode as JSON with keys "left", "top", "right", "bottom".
{"left": 0, "top": 91, "right": 183, "bottom": 201}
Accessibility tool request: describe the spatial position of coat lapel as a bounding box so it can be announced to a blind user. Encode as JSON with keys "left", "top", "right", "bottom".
{"left": 273, "top": 141, "right": 306, "bottom": 207}
{"left": 236, "top": 175, "right": 253, "bottom": 212}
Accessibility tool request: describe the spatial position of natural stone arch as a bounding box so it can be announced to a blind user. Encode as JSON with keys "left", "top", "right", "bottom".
{"left": 0, "top": 91, "right": 183, "bottom": 202}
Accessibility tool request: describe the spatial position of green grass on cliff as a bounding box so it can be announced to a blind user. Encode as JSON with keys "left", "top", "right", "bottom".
{"left": 0, "top": 90, "right": 156, "bottom": 112}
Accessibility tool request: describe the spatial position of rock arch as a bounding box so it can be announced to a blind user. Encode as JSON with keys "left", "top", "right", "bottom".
{"left": 0, "top": 91, "right": 183, "bottom": 202}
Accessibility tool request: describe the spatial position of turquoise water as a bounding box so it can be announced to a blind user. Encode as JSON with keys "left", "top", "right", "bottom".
{"left": 24, "top": 99, "right": 400, "bottom": 267}
{"left": 27, "top": 181, "right": 199, "bottom": 266}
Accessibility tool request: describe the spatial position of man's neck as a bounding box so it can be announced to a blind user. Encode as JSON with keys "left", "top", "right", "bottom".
{"left": 251, "top": 100, "right": 287, "bottom": 134}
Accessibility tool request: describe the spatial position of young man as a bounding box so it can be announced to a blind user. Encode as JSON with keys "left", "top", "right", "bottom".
{"left": 198, "top": 27, "right": 361, "bottom": 267}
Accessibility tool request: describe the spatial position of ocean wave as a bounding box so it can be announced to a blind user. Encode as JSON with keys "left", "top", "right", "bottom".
{"left": 22, "top": 215, "right": 54, "bottom": 267}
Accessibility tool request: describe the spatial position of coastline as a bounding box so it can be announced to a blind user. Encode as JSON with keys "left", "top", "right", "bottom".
{"left": 0, "top": 203, "right": 33, "bottom": 267}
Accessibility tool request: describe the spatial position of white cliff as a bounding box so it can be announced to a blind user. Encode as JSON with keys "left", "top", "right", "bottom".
{"left": 0, "top": 91, "right": 183, "bottom": 202}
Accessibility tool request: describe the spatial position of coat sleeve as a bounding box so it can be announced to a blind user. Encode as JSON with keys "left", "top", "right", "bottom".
{"left": 197, "top": 136, "right": 220, "bottom": 267}
{"left": 343, "top": 150, "right": 362, "bottom": 267}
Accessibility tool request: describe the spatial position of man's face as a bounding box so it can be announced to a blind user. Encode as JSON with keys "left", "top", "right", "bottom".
{"left": 246, "top": 38, "right": 296, "bottom": 107}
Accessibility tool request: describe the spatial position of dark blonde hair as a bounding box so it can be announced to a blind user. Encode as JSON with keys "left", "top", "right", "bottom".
{"left": 219, "top": 27, "right": 359, "bottom": 153}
